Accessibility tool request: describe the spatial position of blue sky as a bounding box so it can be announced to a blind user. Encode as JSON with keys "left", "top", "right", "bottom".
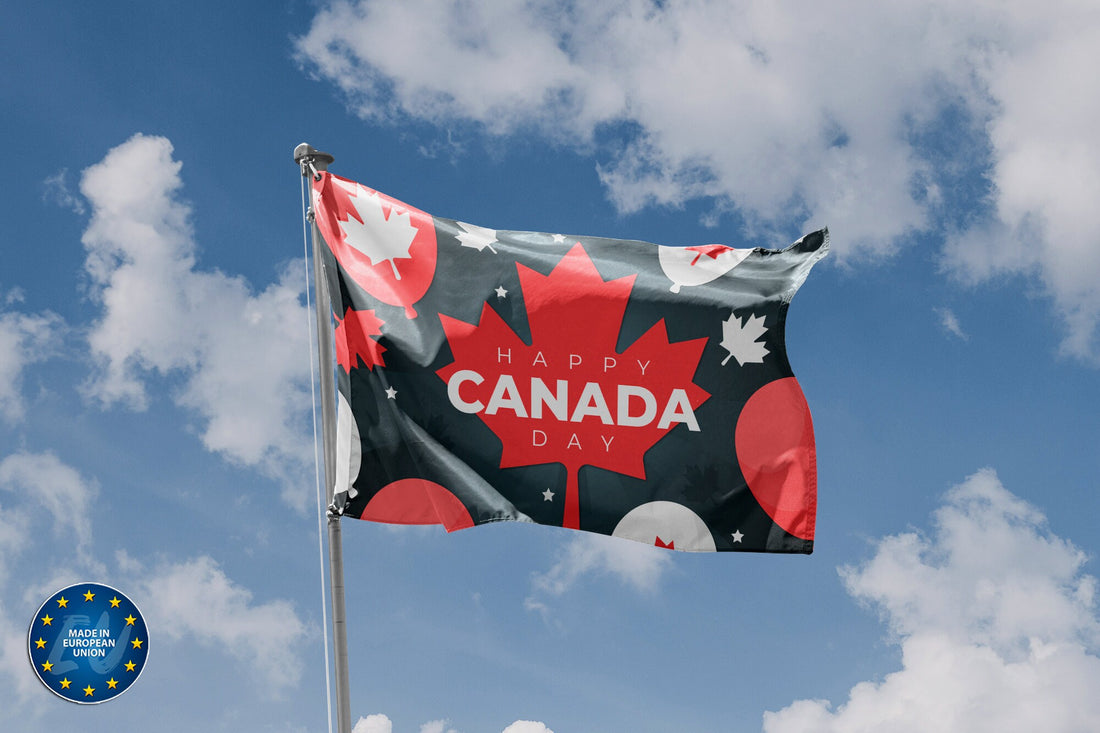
{"left": 3, "top": 2, "right": 1100, "bottom": 732}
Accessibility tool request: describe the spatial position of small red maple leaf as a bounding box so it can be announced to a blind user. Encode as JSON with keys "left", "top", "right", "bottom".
{"left": 684, "top": 244, "right": 734, "bottom": 266}
{"left": 437, "top": 244, "right": 710, "bottom": 529}
{"left": 334, "top": 307, "right": 386, "bottom": 372}
{"left": 654, "top": 536, "right": 675, "bottom": 549}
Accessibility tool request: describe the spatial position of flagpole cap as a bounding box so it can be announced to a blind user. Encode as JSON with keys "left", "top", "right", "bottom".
{"left": 294, "top": 143, "right": 335, "bottom": 176}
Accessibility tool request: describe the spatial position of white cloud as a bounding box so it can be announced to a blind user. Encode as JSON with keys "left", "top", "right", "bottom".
{"left": 353, "top": 714, "right": 394, "bottom": 733}
{"left": 0, "top": 608, "right": 42, "bottom": 711}
{"left": 0, "top": 450, "right": 309, "bottom": 705}
{"left": 42, "top": 168, "right": 85, "bottom": 214}
{"left": 526, "top": 533, "right": 672, "bottom": 617}
{"left": 78, "top": 134, "right": 315, "bottom": 502}
{"left": 763, "top": 468, "right": 1100, "bottom": 733}
{"left": 0, "top": 498, "right": 37, "bottom": 707}
{"left": 938, "top": 3, "right": 1100, "bottom": 363}
{"left": 138, "top": 555, "right": 310, "bottom": 692}
{"left": 501, "top": 722, "right": 554, "bottom": 733}
{"left": 0, "top": 450, "right": 97, "bottom": 559}
{"left": 0, "top": 308, "right": 63, "bottom": 422}
{"left": 0, "top": 506, "right": 26, "bottom": 586}
{"left": 935, "top": 307, "right": 968, "bottom": 341}
{"left": 294, "top": 0, "right": 954, "bottom": 248}
{"left": 297, "top": 0, "right": 1100, "bottom": 361}
{"left": 0, "top": 450, "right": 101, "bottom": 714}
{"left": 353, "top": 716, "right": 548, "bottom": 733}
{"left": 843, "top": 468, "right": 1098, "bottom": 652}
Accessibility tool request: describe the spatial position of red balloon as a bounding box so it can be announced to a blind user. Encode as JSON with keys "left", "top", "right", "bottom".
{"left": 735, "top": 377, "right": 817, "bottom": 540}
{"left": 361, "top": 478, "right": 474, "bottom": 532}
{"left": 315, "top": 174, "right": 437, "bottom": 319}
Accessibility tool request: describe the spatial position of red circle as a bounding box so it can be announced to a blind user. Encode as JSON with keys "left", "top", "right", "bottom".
{"left": 318, "top": 177, "right": 437, "bottom": 319}
{"left": 735, "top": 377, "right": 817, "bottom": 540}
{"left": 362, "top": 479, "right": 474, "bottom": 532}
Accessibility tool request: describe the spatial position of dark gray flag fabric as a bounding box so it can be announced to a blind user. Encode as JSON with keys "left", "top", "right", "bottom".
{"left": 313, "top": 171, "right": 827, "bottom": 553}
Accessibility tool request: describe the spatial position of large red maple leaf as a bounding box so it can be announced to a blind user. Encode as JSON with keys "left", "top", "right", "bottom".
{"left": 334, "top": 306, "right": 386, "bottom": 372}
{"left": 437, "top": 244, "right": 710, "bottom": 529}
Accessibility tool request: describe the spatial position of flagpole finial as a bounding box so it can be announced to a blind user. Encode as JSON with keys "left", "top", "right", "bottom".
{"left": 294, "top": 143, "right": 335, "bottom": 181}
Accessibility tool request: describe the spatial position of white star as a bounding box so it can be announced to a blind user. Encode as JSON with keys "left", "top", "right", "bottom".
{"left": 551, "top": 233, "right": 566, "bottom": 243}
{"left": 731, "top": 530, "right": 744, "bottom": 543}
{"left": 542, "top": 489, "right": 554, "bottom": 501}
{"left": 385, "top": 387, "right": 397, "bottom": 399}
{"left": 495, "top": 286, "right": 508, "bottom": 298}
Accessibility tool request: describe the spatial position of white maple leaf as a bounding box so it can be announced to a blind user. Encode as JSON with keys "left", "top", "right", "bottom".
{"left": 455, "top": 221, "right": 498, "bottom": 253}
{"left": 720, "top": 312, "right": 769, "bottom": 366}
{"left": 339, "top": 188, "right": 418, "bottom": 280}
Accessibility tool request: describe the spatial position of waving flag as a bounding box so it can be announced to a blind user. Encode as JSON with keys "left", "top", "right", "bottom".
{"left": 312, "top": 171, "right": 827, "bottom": 553}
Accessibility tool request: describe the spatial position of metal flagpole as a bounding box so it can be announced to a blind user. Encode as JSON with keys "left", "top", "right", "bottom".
{"left": 295, "top": 143, "right": 353, "bottom": 733}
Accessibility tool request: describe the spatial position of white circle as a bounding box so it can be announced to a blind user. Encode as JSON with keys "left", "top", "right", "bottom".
{"left": 612, "top": 501, "right": 717, "bottom": 551}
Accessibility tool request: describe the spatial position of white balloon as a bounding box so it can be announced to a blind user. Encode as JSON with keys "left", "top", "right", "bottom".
{"left": 659, "top": 245, "right": 752, "bottom": 293}
{"left": 335, "top": 391, "right": 362, "bottom": 500}
{"left": 613, "top": 500, "right": 716, "bottom": 551}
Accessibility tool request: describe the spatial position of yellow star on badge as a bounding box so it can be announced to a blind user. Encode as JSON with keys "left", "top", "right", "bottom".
{"left": 59, "top": 678, "right": 71, "bottom": 689}
{"left": 41, "top": 614, "right": 53, "bottom": 626}
{"left": 124, "top": 614, "right": 137, "bottom": 626}
{"left": 42, "top": 661, "right": 53, "bottom": 672}
{"left": 35, "top": 638, "right": 46, "bottom": 649}
{"left": 83, "top": 685, "right": 95, "bottom": 697}
{"left": 109, "top": 597, "right": 121, "bottom": 608}
{"left": 57, "top": 596, "right": 69, "bottom": 608}
{"left": 131, "top": 637, "right": 143, "bottom": 649}
{"left": 83, "top": 590, "right": 95, "bottom": 602}
{"left": 125, "top": 660, "right": 136, "bottom": 672}
{"left": 106, "top": 678, "right": 118, "bottom": 689}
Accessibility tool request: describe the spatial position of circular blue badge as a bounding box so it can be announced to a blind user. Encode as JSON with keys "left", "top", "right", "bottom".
{"left": 28, "top": 582, "right": 149, "bottom": 704}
